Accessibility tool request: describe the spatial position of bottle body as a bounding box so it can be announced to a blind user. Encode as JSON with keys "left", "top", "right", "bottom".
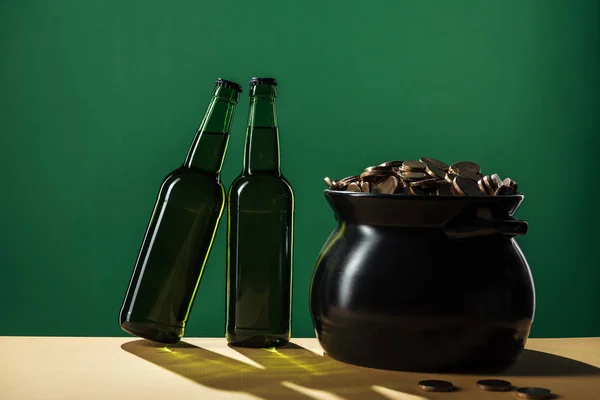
{"left": 226, "top": 172, "right": 294, "bottom": 347}
{"left": 226, "top": 78, "right": 294, "bottom": 347}
{"left": 120, "top": 167, "right": 225, "bottom": 344}
{"left": 119, "top": 79, "right": 241, "bottom": 344}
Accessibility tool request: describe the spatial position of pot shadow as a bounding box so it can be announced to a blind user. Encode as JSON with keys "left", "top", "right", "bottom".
{"left": 497, "top": 348, "right": 600, "bottom": 377}
{"left": 121, "top": 340, "right": 600, "bottom": 400}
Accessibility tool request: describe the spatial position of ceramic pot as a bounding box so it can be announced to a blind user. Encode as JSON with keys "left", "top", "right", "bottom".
{"left": 309, "top": 189, "right": 534, "bottom": 372}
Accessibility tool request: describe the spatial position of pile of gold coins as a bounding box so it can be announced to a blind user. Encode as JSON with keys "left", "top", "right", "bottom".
{"left": 324, "top": 158, "right": 519, "bottom": 196}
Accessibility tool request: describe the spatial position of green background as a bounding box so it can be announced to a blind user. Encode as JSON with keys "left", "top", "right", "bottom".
{"left": 1, "top": 1, "right": 599, "bottom": 339}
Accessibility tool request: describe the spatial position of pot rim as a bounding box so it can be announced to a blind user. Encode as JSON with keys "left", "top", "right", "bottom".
{"left": 324, "top": 188, "right": 524, "bottom": 202}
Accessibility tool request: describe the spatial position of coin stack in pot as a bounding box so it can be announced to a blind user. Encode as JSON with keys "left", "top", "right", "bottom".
{"left": 324, "top": 157, "right": 518, "bottom": 196}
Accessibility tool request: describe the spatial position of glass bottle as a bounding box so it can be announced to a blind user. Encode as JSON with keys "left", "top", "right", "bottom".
{"left": 226, "top": 77, "right": 295, "bottom": 348}
{"left": 119, "top": 78, "right": 242, "bottom": 344}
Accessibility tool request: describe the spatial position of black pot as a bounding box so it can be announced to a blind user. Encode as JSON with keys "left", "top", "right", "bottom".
{"left": 309, "top": 189, "right": 535, "bottom": 373}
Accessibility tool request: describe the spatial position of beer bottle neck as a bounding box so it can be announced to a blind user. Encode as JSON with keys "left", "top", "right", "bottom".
{"left": 183, "top": 86, "right": 238, "bottom": 173}
{"left": 243, "top": 85, "right": 280, "bottom": 175}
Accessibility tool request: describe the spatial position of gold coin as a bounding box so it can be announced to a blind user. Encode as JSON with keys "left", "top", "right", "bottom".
{"left": 420, "top": 157, "right": 449, "bottom": 171}
{"left": 449, "top": 161, "right": 481, "bottom": 174}
{"left": 494, "top": 184, "right": 514, "bottom": 195}
{"left": 436, "top": 183, "right": 454, "bottom": 196}
{"left": 400, "top": 171, "right": 428, "bottom": 181}
{"left": 445, "top": 172, "right": 458, "bottom": 184}
{"left": 400, "top": 160, "right": 427, "bottom": 171}
{"left": 379, "top": 160, "right": 404, "bottom": 168}
{"left": 483, "top": 175, "right": 499, "bottom": 194}
{"left": 360, "top": 170, "right": 386, "bottom": 180}
{"left": 341, "top": 175, "right": 360, "bottom": 183}
{"left": 408, "top": 185, "right": 426, "bottom": 195}
{"left": 505, "top": 177, "right": 518, "bottom": 193}
{"left": 425, "top": 165, "right": 446, "bottom": 180}
{"left": 418, "top": 380, "right": 455, "bottom": 393}
{"left": 451, "top": 183, "right": 462, "bottom": 196}
{"left": 360, "top": 181, "right": 370, "bottom": 193}
{"left": 346, "top": 182, "right": 361, "bottom": 192}
{"left": 450, "top": 167, "right": 481, "bottom": 181}
{"left": 373, "top": 176, "right": 398, "bottom": 194}
{"left": 453, "top": 176, "right": 481, "bottom": 196}
{"left": 491, "top": 174, "right": 503, "bottom": 188}
{"left": 476, "top": 379, "right": 512, "bottom": 392}
{"left": 409, "top": 178, "right": 439, "bottom": 188}
{"left": 515, "top": 387, "right": 552, "bottom": 399}
{"left": 477, "top": 179, "right": 488, "bottom": 195}
{"left": 365, "top": 165, "right": 394, "bottom": 173}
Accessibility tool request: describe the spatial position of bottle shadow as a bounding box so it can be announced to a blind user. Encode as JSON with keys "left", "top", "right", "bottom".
{"left": 121, "top": 340, "right": 430, "bottom": 399}
{"left": 121, "top": 340, "right": 600, "bottom": 400}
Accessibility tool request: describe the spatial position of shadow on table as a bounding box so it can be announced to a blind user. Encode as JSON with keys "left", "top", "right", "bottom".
{"left": 121, "top": 340, "right": 431, "bottom": 399}
{"left": 121, "top": 340, "right": 600, "bottom": 400}
{"left": 499, "top": 349, "right": 600, "bottom": 377}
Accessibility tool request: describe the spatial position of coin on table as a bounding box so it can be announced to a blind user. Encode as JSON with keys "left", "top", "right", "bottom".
{"left": 449, "top": 161, "right": 481, "bottom": 175}
{"left": 373, "top": 176, "right": 398, "bottom": 194}
{"left": 360, "top": 181, "right": 370, "bottom": 193}
{"left": 400, "top": 160, "right": 427, "bottom": 171}
{"left": 400, "top": 171, "right": 428, "bottom": 181}
{"left": 346, "top": 182, "right": 361, "bottom": 192}
{"left": 453, "top": 176, "right": 482, "bottom": 196}
{"left": 425, "top": 165, "right": 446, "bottom": 180}
{"left": 476, "top": 379, "right": 512, "bottom": 392}
{"left": 417, "top": 380, "right": 455, "bottom": 392}
{"left": 515, "top": 387, "right": 552, "bottom": 399}
{"left": 420, "top": 157, "right": 449, "bottom": 171}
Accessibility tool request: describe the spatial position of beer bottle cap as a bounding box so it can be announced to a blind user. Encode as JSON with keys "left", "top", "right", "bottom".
{"left": 249, "top": 77, "right": 278, "bottom": 86}
{"left": 215, "top": 78, "right": 243, "bottom": 92}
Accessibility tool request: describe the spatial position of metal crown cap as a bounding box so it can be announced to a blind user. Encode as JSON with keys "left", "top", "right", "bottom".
{"left": 249, "top": 77, "right": 278, "bottom": 86}
{"left": 215, "top": 78, "right": 243, "bottom": 92}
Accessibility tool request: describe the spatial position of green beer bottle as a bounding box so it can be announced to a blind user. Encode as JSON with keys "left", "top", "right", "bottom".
{"left": 226, "top": 77, "right": 295, "bottom": 348}
{"left": 119, "top": 78, "right": 242, "bottom": 344}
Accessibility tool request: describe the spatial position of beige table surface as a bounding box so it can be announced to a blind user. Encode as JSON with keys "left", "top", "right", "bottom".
{"left": 1, "top": 337, "right": 599, "bottom": 400}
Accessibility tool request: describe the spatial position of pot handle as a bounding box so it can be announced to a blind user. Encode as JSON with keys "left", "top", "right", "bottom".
{"left": 444, "top": 217, "right": 528, "bottom": 240}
